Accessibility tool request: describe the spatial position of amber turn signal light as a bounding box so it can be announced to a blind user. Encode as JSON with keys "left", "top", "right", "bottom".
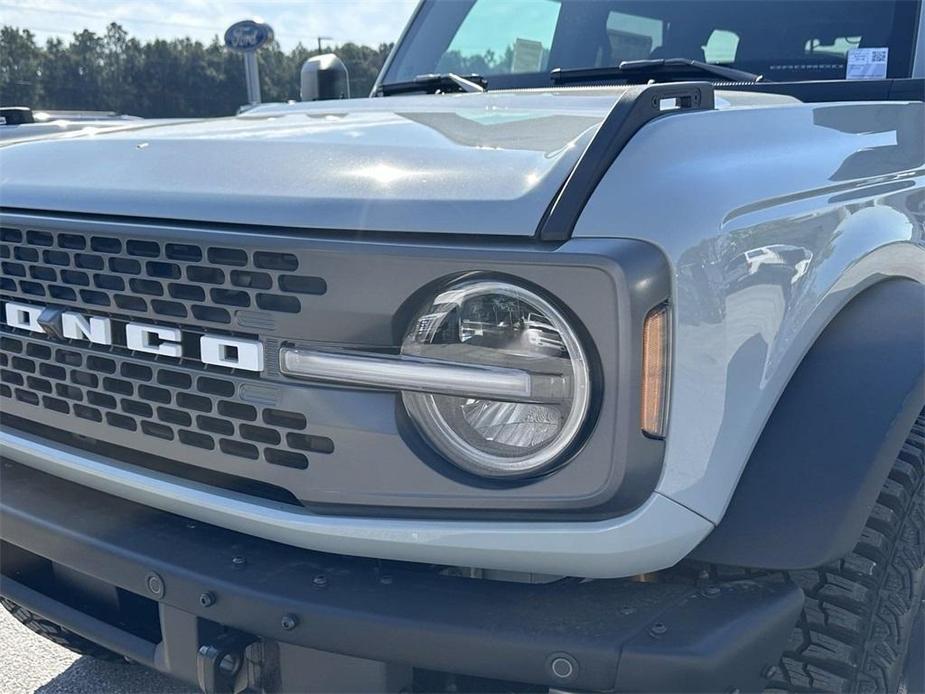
{"left": 641, "top": 304, "right": 670, "bottom": 438}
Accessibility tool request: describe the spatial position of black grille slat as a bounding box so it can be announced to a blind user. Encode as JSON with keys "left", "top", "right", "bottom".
{"left": 265, "top": 448, "right": 309, "bottom": 469}
{"left": 30, "top": 266, "right": 56, "bottom": 281}
{"left": 1, "top": 330, "right": 334, "bottom": 472}
{"left": 15, "top": 388, "right": 38, "bottom": 405}
{"left": 75, "top": 254, "right": 104, "bottom": 270}
{"left": 1, "top": 228, "right": 325, "bottom": 325}
{"left": 1, "top": 224, "right": 336, "bottom": 486}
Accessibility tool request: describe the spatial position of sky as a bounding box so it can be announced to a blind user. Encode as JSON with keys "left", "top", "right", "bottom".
{"left": 0, "top": 0, "right": 419, "bottom": 50}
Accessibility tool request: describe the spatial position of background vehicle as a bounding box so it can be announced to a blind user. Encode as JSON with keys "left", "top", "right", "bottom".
{"left": 0, "top": 107, "right": 145, "bottom": 142}
{"left": 1, "top": 1, "right": 923, "bottom": 692}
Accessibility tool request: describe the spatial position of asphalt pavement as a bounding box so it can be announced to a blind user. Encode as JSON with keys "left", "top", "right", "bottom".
{"left": 0, "top": 607, "right": 194, "bottom": 694}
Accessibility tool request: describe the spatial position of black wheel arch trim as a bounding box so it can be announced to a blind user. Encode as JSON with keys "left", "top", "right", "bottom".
{"left": 691, "top": 278, "right": 925, "bottom": 569}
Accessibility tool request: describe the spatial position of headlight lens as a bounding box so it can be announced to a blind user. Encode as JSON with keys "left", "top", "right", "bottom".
{"left": 402, "top": 280, "right": 591, "bottom": 478}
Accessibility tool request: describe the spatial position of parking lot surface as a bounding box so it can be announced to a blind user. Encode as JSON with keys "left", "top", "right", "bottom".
{"left": 0, "top": 607, "right": 194, "bottom": 694}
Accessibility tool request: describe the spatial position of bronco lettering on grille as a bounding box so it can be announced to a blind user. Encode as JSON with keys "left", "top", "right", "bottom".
{"left": 3, "top": 302, "right": 264, "bottom": 372}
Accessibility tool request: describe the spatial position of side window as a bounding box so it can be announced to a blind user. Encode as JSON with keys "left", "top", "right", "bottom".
{"left": 437, "top": 0, "right": 562, "bottom": 75}
{"left": 605, "top": 11, "right": 663, "bottom": 63}
{"left": 703, "top": 29, "right": 740, "bottom": 63}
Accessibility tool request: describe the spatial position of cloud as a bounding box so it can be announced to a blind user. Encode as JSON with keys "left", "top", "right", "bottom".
{"left": 0, "top": 0, "right": 418, "bottom": 49}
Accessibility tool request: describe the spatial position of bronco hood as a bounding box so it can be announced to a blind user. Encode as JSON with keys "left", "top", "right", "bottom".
{"left": 0, "top": 92, "right": 624, "bottom": 237}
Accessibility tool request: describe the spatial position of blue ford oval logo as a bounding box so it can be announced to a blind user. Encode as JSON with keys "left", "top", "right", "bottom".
{"left": 224, "top": 20, "right": 274, "bottom": 53}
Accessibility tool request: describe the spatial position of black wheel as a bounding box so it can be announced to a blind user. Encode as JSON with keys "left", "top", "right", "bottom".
{"left": 0, "top": 596, "right": 126, "bottom": 661}
{"left": 767, "top": 412, "right": 925, "bottom": 693}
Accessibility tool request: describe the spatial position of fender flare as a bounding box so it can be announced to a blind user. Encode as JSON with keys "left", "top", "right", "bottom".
{"left": 691, "top": 278, "right": 925, "bottom": 569}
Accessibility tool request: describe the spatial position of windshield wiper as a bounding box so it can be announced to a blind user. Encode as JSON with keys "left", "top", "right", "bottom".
{"left": 378, "top": 73, "right": 487, "bottom": 96}
{"left": 551, "top": 58, "right": 765, "bottom": 85}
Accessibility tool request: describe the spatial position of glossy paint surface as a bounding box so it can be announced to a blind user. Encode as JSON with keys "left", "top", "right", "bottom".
{"left": 575, "top": 97, "right": 925, "bottom": 523}
{"left": 0, "top": 93, "right": 612, "bottom": 236}
{"left": 0, "top": 89, "right": 788, "bottom": 236}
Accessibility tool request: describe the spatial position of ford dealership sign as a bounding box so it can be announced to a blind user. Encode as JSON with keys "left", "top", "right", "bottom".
{"left": 224, "top": 20, "right": 274, "bottom": 53}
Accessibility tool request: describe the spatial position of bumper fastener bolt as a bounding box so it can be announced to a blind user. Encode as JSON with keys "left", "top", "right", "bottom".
{"left": 231, "top": 555, "right": 247, "bottom": 569}
{"left": 546, "top": 653, "right": 578, "bottom": 681}
{"left": 702, "top": 585, "right": 722, "bottom": 598}
{"left": 281, "top": 614, "right": 299, "bottom": 631}
{"left": 145, "top": 573, "right": 165, "bottom": 599}
{"left": 199, "top": 592, "right": 216, "bottom": 607}
{"left": 649, "top": 622, "right": 668, "bottom": 637}
{"left": 313, "top": 575, "right": 328, "bottom": 588}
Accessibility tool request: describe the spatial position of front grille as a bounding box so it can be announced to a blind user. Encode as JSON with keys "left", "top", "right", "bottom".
{"left": 0, "top": 227, "right": 327, "bottom": 327}
{"left": 0, "top": 332, "right": 333, "bottom": 471}
{"left": 0, "top": 222, "right": 341, "bottom": 494}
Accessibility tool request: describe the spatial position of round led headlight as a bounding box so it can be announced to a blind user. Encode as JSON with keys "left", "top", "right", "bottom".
{"left": 401, "top": 280, "right": 591, "bottom": 478}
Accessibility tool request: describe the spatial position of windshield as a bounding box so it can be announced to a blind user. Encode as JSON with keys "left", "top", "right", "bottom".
{"left": 384, "top": 0, "right": 920, "bottom": 88}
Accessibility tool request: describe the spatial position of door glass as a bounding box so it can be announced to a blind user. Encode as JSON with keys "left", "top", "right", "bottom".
{"left": 605, "top": 10, "right": 663, "bottom": 63}
{"left": 703, "top": 29, "right": 740, "bottom": 63}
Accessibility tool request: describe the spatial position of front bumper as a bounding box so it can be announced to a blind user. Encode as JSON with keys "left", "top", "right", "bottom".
{"left": 0, "top": 460, "right": 802, "bottom": 692}
{"left": 1, "top": 427, "right": 712, "bottom": 579}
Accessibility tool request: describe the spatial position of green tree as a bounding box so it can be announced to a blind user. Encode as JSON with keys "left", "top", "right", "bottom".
{"left": 334, "top": 42, "right": 393, "bottom": 97}
{"left": 0, "top": 23, "right": 394, "bottom": 117}
{"left": 0, "top": 27, "right": 43, "bottom": 105}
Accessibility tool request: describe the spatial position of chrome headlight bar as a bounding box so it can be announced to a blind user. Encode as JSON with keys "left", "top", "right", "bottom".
{"left": 281, "top": 279, "right": 592, "bottom": 479}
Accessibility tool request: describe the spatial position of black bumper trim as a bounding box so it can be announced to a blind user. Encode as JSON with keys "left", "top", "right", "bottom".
{"left": 2, "top": 574, "right": 157, "bottom": 668}
{"left": 0, "top": 460, "right": 802, "bottom": 691}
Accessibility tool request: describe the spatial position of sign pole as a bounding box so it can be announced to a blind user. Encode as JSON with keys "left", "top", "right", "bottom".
{"left": 224, "top": 19, "right": 274, "bottom": 108}
{"left": 244, "top": 52, "right": 261, "bottom": 105}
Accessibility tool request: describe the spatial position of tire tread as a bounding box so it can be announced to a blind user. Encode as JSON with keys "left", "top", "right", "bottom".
{"left": 767, "top": 411, "right": 925, "bottom": 692}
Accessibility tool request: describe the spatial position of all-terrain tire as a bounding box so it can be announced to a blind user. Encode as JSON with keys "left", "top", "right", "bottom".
{"left": 767, "top": 412, "right": 925, "bottom": 693}
{"left": 0, "top": 596, "right": 125, "bottom": 661}
{"left": 691, "top": 411, "right": 925, "bottom": 692}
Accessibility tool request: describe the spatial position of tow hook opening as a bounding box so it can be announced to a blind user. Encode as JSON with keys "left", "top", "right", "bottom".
{"left": 196, "top": 630, "right": 258, "bottom": 694}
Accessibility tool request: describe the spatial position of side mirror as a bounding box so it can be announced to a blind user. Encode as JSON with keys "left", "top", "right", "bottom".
{"left": 300, "top": 54, "right": 350, "bottom": 101}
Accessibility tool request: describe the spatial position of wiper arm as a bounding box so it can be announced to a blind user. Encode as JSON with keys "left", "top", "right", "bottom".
{"left": 552, "top": 58, "right": 765, "bottom": 85}
{"left": 378, "top": 73, "right": 487, "bottom": 96}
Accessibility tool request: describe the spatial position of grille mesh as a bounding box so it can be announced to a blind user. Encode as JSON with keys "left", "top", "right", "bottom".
{"left": 0, "top": 227, "right": 327, "bottom": 326}
{"left": 1, "top": 333, "right": 334, "bottom": 472}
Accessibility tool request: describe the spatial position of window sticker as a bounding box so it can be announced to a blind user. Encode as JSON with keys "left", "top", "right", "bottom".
{"left": 511, "top": 38, "right": 545, "bottom": 73}
{"left": 846, "top": 47, "right": 888, "bottom": 80}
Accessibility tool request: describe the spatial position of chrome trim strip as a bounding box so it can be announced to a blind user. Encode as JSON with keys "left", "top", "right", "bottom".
{"left": 280, "top": 348, "right": 539, "bottom": 401}
{"left": 0, "top": 427, "right": 713, "bottom": 578}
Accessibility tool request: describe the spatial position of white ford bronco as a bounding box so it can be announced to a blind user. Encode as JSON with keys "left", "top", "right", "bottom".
{"left": 1, "top": 1, "right": 923, "bottom": 692}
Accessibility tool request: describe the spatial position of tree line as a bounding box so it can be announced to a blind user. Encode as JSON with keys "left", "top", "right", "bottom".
{"left": 0, "top": 24, "right": 393, "bottom": 118}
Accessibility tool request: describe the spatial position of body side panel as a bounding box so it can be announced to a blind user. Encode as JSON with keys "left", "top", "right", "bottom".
{"left": 573, "top": 99, "right": 925, "bottom": 523}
